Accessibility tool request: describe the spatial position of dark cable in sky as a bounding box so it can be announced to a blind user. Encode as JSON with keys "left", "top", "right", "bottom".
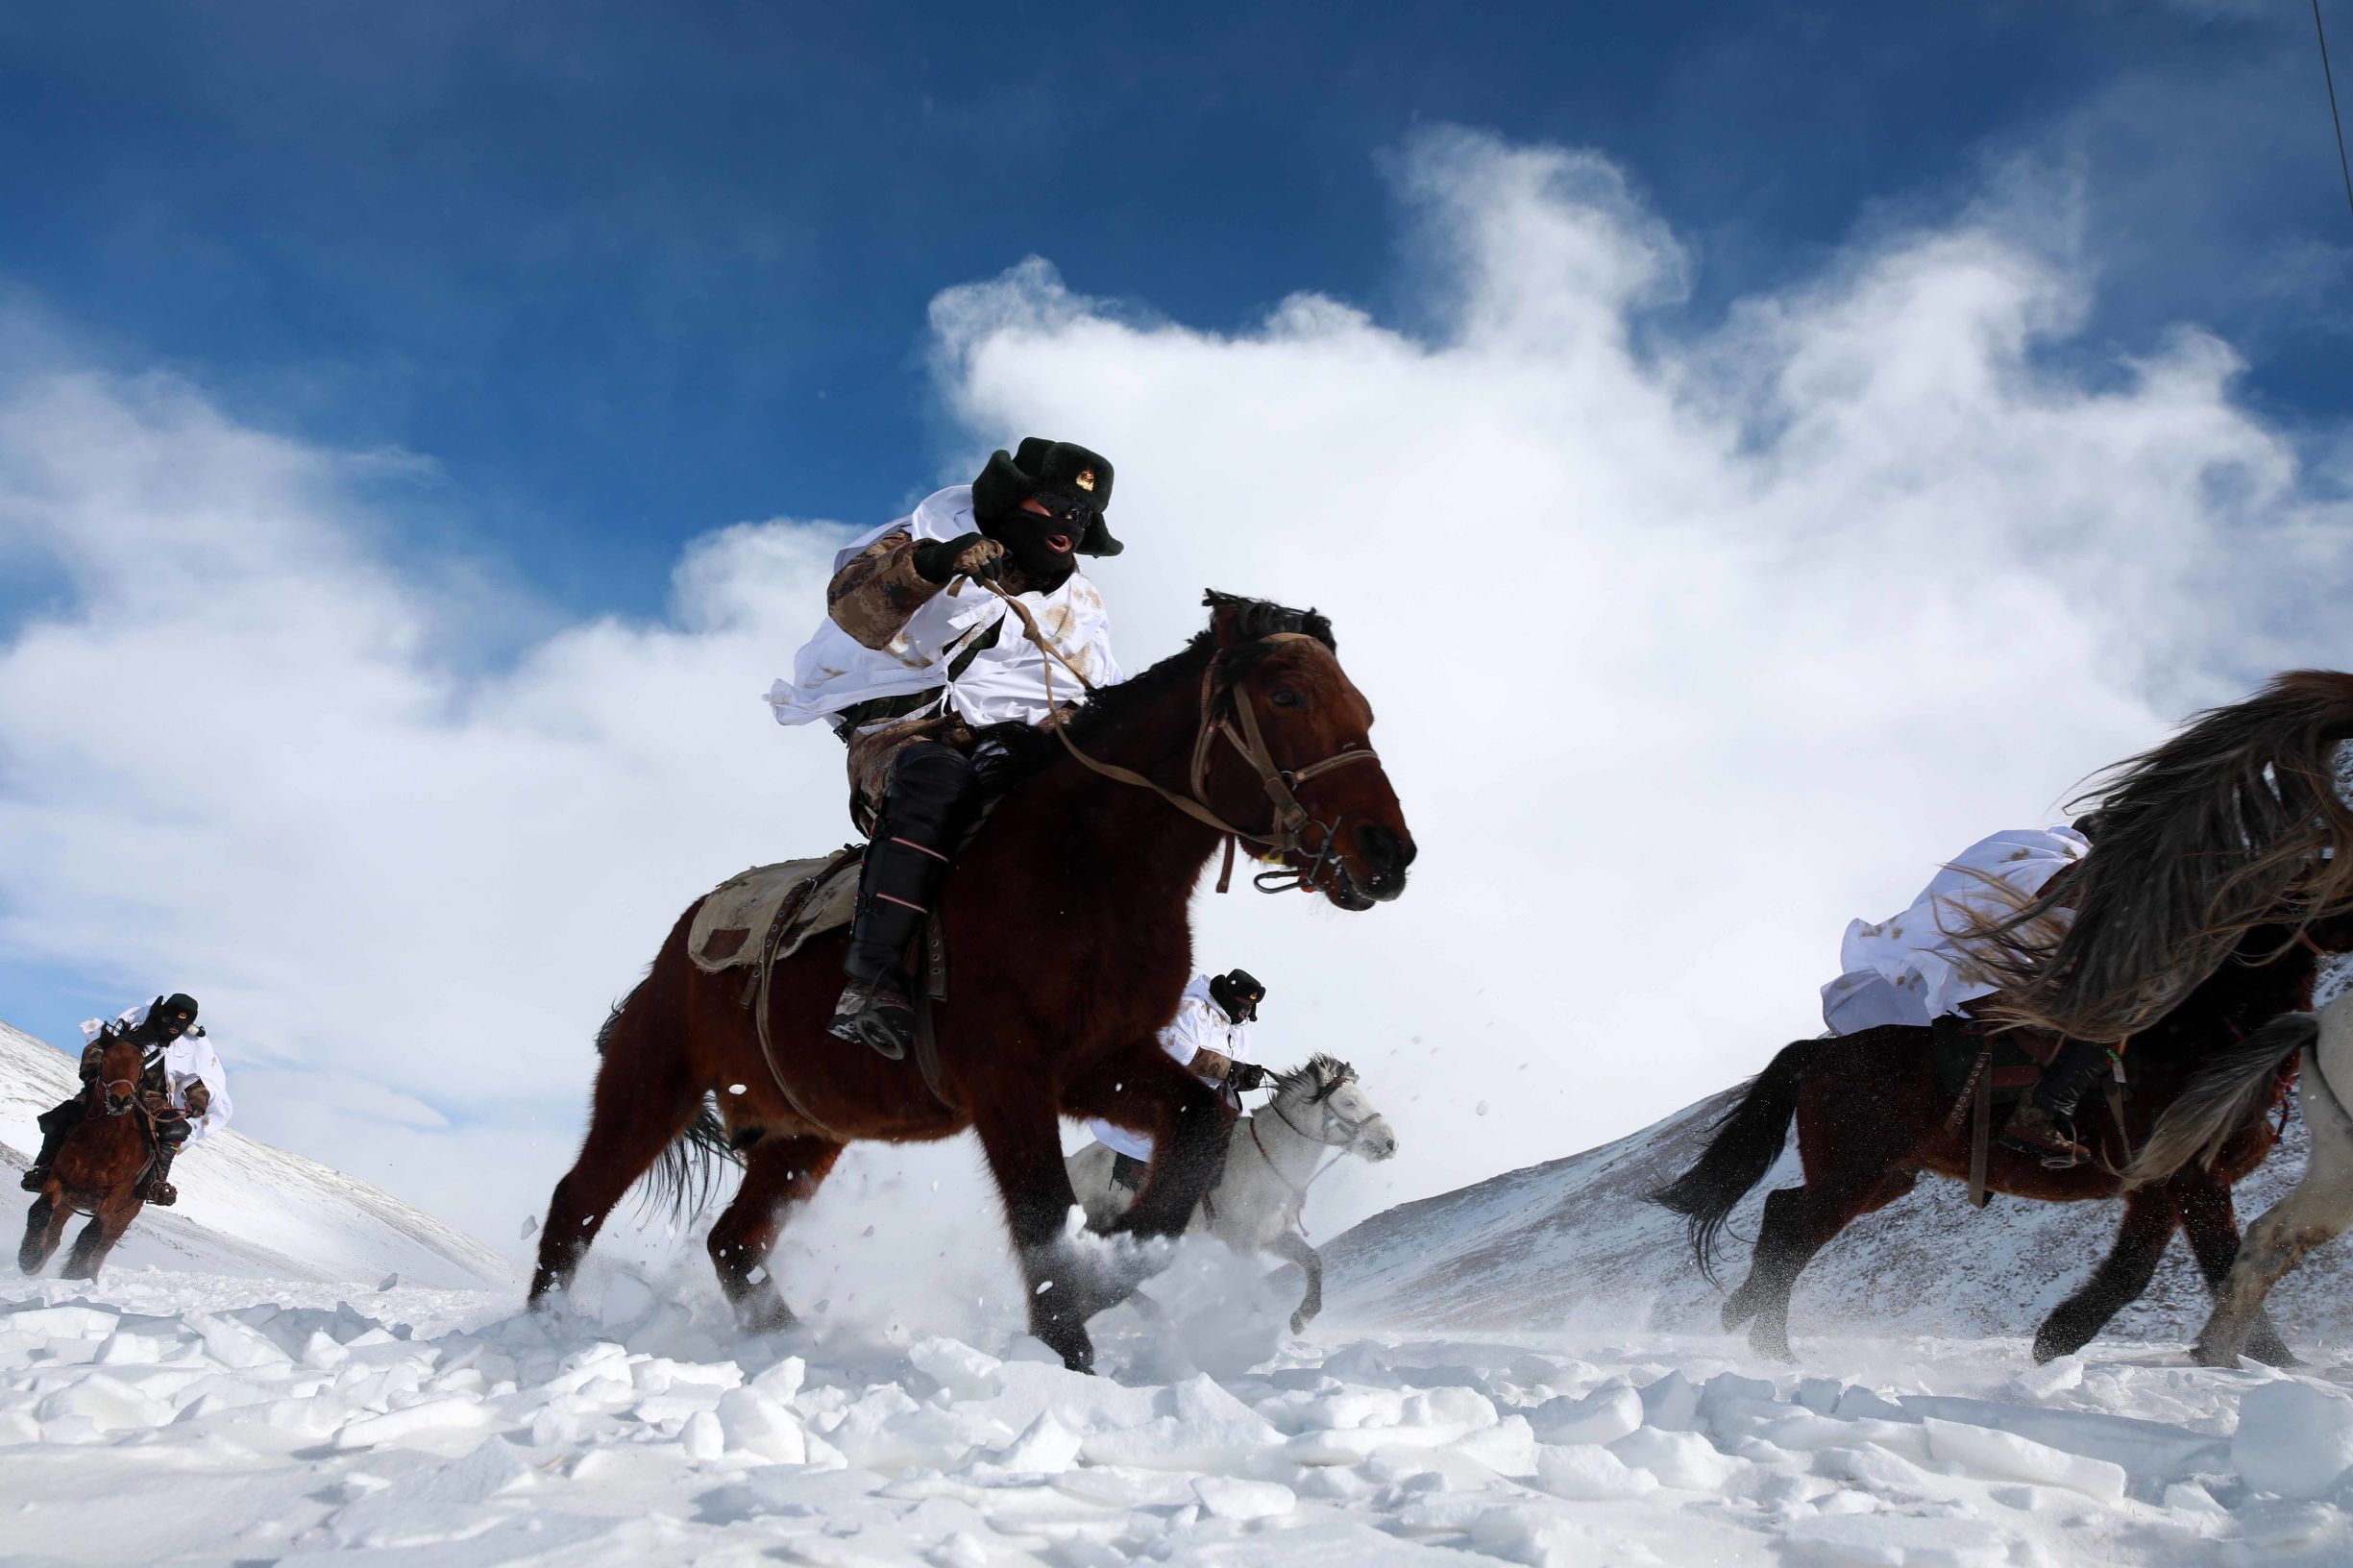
{"left": 2319, "top": 0, "right": 2353, "bottom": 220}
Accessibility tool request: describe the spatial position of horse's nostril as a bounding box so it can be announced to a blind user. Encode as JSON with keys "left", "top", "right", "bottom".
{"left": 1358, "top": 822, "right": 1402, "bottom": 874}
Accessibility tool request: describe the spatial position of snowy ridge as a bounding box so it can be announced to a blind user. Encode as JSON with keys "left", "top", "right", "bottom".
{"left": 1, "top": 1018, "right": 512, "bottom": 1290}
{"left": 1322, "top": 1077, "right": 2353, "bottom": 1347}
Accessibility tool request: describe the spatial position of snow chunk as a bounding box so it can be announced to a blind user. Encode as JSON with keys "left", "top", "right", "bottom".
{"left": 1529, "top": 1385, "right": 1642, "bottom": 1447}
{"left": 2234, "top": 1380, "right": 2353, "bottom": 1502}
{"left": 37, "top": 1372, "right": 168, "bottom": 1433}
{"left": 3, "top": 1305, "right": 118, "bottom": 1339}
{"left": 1636, "top": 1370, "right": 1699, "bottom": 1432}
{"left": 1533, "top": 1441, "right": 1659, "bottom": 1501}
{"left": 1784, "top": 1513, "right": 2014, "bottom": 1568}
{"left": 1922, "top": 1417, "right": 2127, "bottom": 1503}
{"left": 908, "top": 1335, "right": 1002, "bottom": 1400}
{"left": 1610, "top": 1426, "right": 1742, "bottom": 1490}
{"left": 716, "top": 1385, "right": 807, "bottom": 1464}
{"left": 681, "top": 1409, "right": 724, "bottom": 1461}
{"left": 1192, "top": 1475, "right": 1296, "bottom": 1520}
{"left": 1080, "top": 1374, "right": 1282, "bottom": 1470}
{"left": 992, "top": 1410, "right": 1082, "bottom": 1474}
{"left": 331, "top": 1395, "right": 496, "bottom": 1450}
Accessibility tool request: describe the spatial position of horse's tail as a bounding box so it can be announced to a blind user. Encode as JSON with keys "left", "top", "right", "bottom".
{"left": 2126, "top": 1011, "right": 2317, "bottom": 1187}
{"left": 1967, "top": 671, "right": 2353, "bottom": 1043}
{"left": 595, "top": 981, "right": 740, "bottom": 1225}
{"left": 1649, "top": 1041, "right": 1815, "bottom": 1286}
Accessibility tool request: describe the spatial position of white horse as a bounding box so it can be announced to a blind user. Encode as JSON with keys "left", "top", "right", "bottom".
{"left": 1067, "top": 1054, "right": 1398, "bottom": 1332}
{"left": 2128, "top": 988, "right": 2353, "bottom": 1364}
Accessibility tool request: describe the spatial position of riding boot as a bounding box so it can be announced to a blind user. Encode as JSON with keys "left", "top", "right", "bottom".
{"left": 139, "top": 1136, "right": 184, "bottom": 1207}
{"left": 1999, "top": 1039, "right": 2111, "bottom": 1165}
{"left": 1110, "top": 1153, "right": 1148, "bottom": 1193}
{"left": 829, "top": 740, "right": 985, "bottom": 1059}
{"left": 19, "top": 1097, "right": 84, "bottom": 1191}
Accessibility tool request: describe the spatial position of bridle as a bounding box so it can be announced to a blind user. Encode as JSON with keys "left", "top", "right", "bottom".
{"left": 980, "top": 581, "right": 1384, "bottom": 896}
{"left": 1246, "top": 1068, "right": 1373, "bottom": 1237}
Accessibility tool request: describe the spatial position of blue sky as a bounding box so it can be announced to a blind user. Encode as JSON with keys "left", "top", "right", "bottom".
{"left": 4, "top": 1, "right": 2345, "bottom": 629}
{"left": 5, "top": 2, "right": 2353, "bottom": 1241}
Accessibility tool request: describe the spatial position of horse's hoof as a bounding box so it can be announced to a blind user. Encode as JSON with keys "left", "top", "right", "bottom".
{"left": 737, "top": 1298, "right": 798, "bottom": 1335}
{"left": 1289, "top": 1312, "right": 1310, "bottom": 1335}
{"left": 2240, "top": 1328, "right": 2296, "bottom": 1365}
{"left": 2190, "top": 1338, "right": 2241, "bottom": 1369}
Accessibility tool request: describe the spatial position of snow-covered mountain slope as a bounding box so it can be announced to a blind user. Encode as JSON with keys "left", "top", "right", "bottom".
{"left": 1323, "top": 1076, "right": 2353, "bottom": 1348}
{"left": 1, "top": 1018, "right": 513, "bottom": 1289}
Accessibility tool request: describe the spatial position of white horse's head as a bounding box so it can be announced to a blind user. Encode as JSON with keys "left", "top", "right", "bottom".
{"left": 1273, "top": 1054, "right": 1398, "bottom": 1163}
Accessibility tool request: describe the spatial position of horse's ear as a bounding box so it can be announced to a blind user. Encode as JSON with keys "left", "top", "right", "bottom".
{"left": 1206, "top": 594, "right": 1251, "bottom": 650}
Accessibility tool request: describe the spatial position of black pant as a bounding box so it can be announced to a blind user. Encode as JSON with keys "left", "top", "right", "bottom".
{"left": 844, "top": 741, "right": 993, "bottom": 987}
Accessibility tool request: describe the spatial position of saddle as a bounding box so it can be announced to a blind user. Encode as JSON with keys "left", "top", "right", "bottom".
{"left": 687, "top": 848, "right": 865, "bottom": 973}
{"left": 1930, "top": 1024, "right": 2091, "bottom": 1103}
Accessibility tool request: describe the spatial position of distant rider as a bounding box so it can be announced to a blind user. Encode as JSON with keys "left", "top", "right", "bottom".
{"left": 766, "top": 439, "right": 1124, "bottom": 1059}
{"left": 20, "top": 992, "right": 233, "bottom": 1205}
{"left": 1087, "top": 969, "right": 1274, "bottom": 1190}
{"left": 1820, "top": 825, "right": 2112, "bottom": 1163}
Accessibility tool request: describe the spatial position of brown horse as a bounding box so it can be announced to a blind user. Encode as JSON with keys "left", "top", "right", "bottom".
{"left": 18, "top": 1033, "right": 159, "bottom": 1280}
{"left": 1652, "top": 917, "right": 2353, "bottom": 1365}
{"left": 530, "top": 593, "right": 1415, "bottom": 1370}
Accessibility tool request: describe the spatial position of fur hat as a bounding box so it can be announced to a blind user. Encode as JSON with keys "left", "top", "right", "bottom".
{"left": 972, "top": 438, "right": 1122, "bottom": 556}
{"left": 1209, "top": 969, "right": 1264, "bottom": 1022}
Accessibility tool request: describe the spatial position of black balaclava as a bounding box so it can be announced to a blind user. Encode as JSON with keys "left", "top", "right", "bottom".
{"left": 1209, "top": 969, "right": 1264, "bottom": 1024}
{"left": 970, "top": 438, "right": 1119, "bottom": 589}
{"left": 153, "top": 993, "right": 199, "bottom": 1041}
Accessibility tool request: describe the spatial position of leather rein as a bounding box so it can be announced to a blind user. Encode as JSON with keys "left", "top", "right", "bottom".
{"left": 976, "top": 579, "right": 1383, "bottom": 895}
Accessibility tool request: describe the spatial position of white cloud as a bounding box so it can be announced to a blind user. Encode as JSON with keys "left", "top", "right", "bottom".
{"left": 2, "top": 127, "right": 2347, "bottom": 1282}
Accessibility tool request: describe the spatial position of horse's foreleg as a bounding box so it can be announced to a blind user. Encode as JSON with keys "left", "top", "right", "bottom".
{"left": 1064, "top": 1052, "right": 1232, "bottom": 1240}
{"left": 706, "top": 1137, "right": 841, "bottom": 1334}
{"left": 2171, "top": 1174, "right": 2295, "bottom": 1367}
{"left": 61, "top": 1198, "right": 138, "bottom": 1282}
{"left": 1268, "top": 1229, "right": 1324, "bottom": 1333}
{"left": 17, "top": 1193, "right": 69, "bottom": 1275}
{"left": 971, "top": 1096, "right": 1100, "bottom": 1373}
{"left": 2033, "top": 1187, "right": 2174, "bottom": 1364}
{"left": 530, "top": 1005, "right": 704, "bottom": 1307}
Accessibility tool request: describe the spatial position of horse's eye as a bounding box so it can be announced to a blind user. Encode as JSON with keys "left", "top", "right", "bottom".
{"left": 1270, "top": 688, "right": 1304, "bottom": 710}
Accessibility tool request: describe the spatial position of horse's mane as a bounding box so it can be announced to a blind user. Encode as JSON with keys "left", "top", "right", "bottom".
{"left": 976, "top": 590, "right": 1338, "bottom": 786}
{"left": 1968, "top": 670, "right": 2353, "bottom": 1041}
{"left": 1274, "top": 1053, "right": 1358, "bottom": 1103}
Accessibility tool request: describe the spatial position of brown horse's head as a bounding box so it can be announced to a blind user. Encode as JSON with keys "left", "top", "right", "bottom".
{"left": 91, "top": 1035, "right": 146, "bottom": 1116}
{"left": 1203, "top": 593, "right": 1416, "bottom": 911}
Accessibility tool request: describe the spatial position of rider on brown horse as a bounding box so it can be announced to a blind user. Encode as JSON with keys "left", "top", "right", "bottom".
{"left": 20, "top": 993, "right": 227, "bottom": 1206}
{"left": 1820, "top": 826, "right": 2113, "bottom": 1164}
{"left": 766, "top": 438, "right": 1124, "bottom": 1059}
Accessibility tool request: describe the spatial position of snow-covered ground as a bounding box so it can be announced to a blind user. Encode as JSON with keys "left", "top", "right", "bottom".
{"left": 7, "top": 1262, "right": 2353, "bottom": 1566}
{"left": 10, "top": 1020, "right": 2353, "bottom": 1566}
{"left": 1, "top": 1018, "right": 513, "bottom": 1289}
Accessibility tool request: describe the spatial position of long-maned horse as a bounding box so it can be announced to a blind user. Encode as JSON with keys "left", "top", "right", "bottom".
{"left": 1651, "top": 917, "right": 2352, "bottom": 1365}
{"left": 18, "top": 1032, "right": 159, "bottom": 1280}
{"left": 530, "top": 594, "right": 1416, "bottom": 1371}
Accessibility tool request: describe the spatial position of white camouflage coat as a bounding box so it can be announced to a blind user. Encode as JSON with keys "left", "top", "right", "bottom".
{"left": 1087, "top": 975, "right": 1251, "bottom": 1163}
{"left": 1820, "top": 825, "right": 2090, "bottom": 1035}
{"left": 764, "top": 484, "right": 1121, "bottom": 733}
{"left": 80, "top": 1000, "right": 235, "bottom": 1143}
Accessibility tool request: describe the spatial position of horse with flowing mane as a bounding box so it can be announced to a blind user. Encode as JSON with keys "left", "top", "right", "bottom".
{"left": 1651, "top": 917, "right": 2350, "bottom": 1363}
{"left": 529, "top": 593, "right": 1416, "bottom": 1371}
{"left": 17, "top": 1032, "right": 160, "bottom": 1280}
{"left": 1654, "top": 671, "right": 2353, "bottom": 1363}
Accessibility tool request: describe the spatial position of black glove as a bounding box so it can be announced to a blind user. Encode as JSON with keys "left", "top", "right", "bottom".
{"left": 1228, "top": 1062, "right": 1272, "bottom": 1092}
{"left": 913, "top": 532, "right": 1005, "bottom": 585}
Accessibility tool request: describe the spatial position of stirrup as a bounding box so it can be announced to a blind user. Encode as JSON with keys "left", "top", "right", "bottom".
{"left": 144, "top": 1180, "right": 179, "bottom": 1207}
{"left": 19, "top": 1166, "right": 47, "bottom": 1192}
{"left": 1998, "top": 1104, "right": 2089, "bottom": 1167}
{"left": 827, "top": 980, "right": 913, "bottom": 1061}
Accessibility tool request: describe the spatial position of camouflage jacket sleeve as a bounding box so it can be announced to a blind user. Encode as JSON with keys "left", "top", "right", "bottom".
{"left": 1189, "top": 1047, "right": 1236, "bottom": 1082}
{"left": 826, "top": 529, "right": 943, "bottom": 651}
